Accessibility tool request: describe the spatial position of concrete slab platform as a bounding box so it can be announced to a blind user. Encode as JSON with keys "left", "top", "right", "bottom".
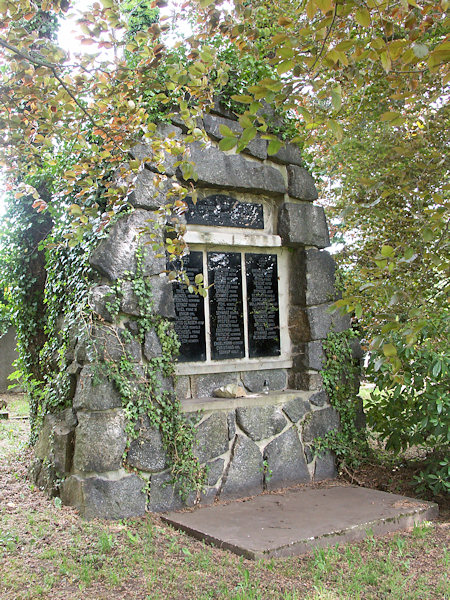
{"left": 162, "top": 484, "right": 438, "bottom": 559}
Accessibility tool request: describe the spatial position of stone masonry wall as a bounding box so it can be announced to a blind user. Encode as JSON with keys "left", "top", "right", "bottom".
{"left": 30, "top": 102, "right": 353, "bottom": 519}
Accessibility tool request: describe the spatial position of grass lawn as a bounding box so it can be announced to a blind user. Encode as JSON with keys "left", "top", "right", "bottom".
{"left": 0, "top": 394, "right": 448, "bottom": 600}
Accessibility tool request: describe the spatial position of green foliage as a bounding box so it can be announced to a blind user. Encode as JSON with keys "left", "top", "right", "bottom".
{"left": 316, "top": 328, "right": 367, "bottom": 471}
{"left": 366, "top": 315, "right": 449, "bottom": 496}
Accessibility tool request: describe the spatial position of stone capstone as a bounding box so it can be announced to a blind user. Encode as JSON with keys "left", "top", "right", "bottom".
{"left": 263, "top": 427, "right": 310, "bottom": 490}
{"left": 194, "top": 413, "right": 230, "bottom": 463}
{"left": 203, "top": 113, "right": 268, "bottom": 160}
{"left": 180, "top": 143, "right": 286, "bottom": 196}
{"left": 289, "top": 304, "right": 351, "bottom": 343}
{"left": 60, "top": 473, "right": 146, "bottom": 519}
{"left": 73, "top": 366, "right": 122, "bottom": 411}
{"left": 290, "top": 249, "right": 336, "bottom": 306}
{"left": 282, "top": 396, "right": 311, "bottom": 423}
{"left": 73, "top": 410, "right": 127, "bottom": 473}
{"left": 129, "top": 123, "right": 183, "bottom": 177}
{"left": 235, "top": 405, "right": 286, "bottom": 441}
{"left": 241, "top": 369, "right": 287, "bottom": 393}
{"left": 220, "top": 435, "right": 263, "bottom": 499}
{"left": 126, "top": 427, "right": 169, "bottom": 472}
{"left": 278, "top": 203, "right": 330, "bottom": 249}
{"left": 302, "top": 407, "right": 341, "bottom": 444}
{"left": 287, "top": 165, "right": 318, "bottom": 201}
{"left": 314, "top": 450, "right": 337, "bottom": 481}
{"left": 89, "top": 210, "right": 164, "bottom": 281}
{"left": 35, "top": 408, "right": 77, "bottom": 473}
{"left": 191, "top": 372, "right": 239, "bottom": 398}
{"left": 88, "top": 285, "right": 116, "bottom": 322}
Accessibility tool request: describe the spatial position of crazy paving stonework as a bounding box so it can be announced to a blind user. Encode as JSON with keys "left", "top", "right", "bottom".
{"left": 30, "top": 101, "right": 358, "bottom": 519}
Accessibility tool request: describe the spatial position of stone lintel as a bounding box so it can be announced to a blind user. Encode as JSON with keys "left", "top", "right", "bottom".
{"left": 278, "top": 203, "right": 330, "bottom": 249}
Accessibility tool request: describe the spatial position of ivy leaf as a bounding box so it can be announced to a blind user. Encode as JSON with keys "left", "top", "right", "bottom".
{"left": 383, "top": 344, "right": 397, "bottom": 358}
{"left": 328, "top": 119, "right": 343, "bottom": 141}
{"left": 218, "top": 137, "right": 237, "bottom": 151}
{"left": 355, "top": 8, "right": 370, "bottom": 27}
{"left": 267, "top": 139, "right": 282, "bottom": 155}
{"left": 331, "top": 85, "right": 342, "bottom": 111}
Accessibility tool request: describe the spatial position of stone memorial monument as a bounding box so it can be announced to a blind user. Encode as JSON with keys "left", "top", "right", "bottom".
{"left": 30, "top": 103, "right": 354, "bottom": 519}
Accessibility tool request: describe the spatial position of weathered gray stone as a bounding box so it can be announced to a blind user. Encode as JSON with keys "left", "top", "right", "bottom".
{"left": 304, "top": 445, "right": 314, "bottom": 464}
{"left": 264, "top": 428, "right": 310, "bottom": 490}
{"left": 129, "top": 123, "right": 183, "bottom": 176}
{"left": 302, "top": 407, "right": 340, "bottom": 444}
{"left": 291, "top": 371, "right": 324, "bottom": 391}
{"left": 129, "top": 170, "right": 172, "bottom": 209}
{"left": 289, "top": 303, "right": 351, "bottom": 343}
{"left": 350, "top": 338, "right": 364, "bottom": 361}
{"left": 180, "top": 143, "right": 286, "bottom": 196}
{"left": 175, "top": 375, "right": 190, "bottom": 400}
{"left": 127, "top": 427, "right": 169, "bottom": 472}
{"left": 287, "top": 165, "right": 318, "bottom": 201}
{"left": 73, "top": 366, "right": 122, "bottom": 411}
{"left": 89, "top": 210, "right": 163, "bottom": 281}
{"left": 88, "top": 325, "right": 142, "bottom": 363}
{"left": 195, "top": 413, "right": 229, "bottom": 463}
{"left": 283, "top": 397, "right": 311, "bottom": 423}
{"left": 203, "top": 113, "right": 267, "bottom": 160}
{"left": 207, "top": 458, "right": 225, "bottom": 486}
{"left": 88, "top": 285, "right": 116, "bottom": 322}
{"left": 147, "top": 470, "right": 196, "bottom": 512}
{"left": 290, "top": 249, "right": 336, "bottom": 306}
{"left": 227, "top": 412, "right": 236, "bottom": 440}
{"left": 29, "top": 460, "right": 59, "bottom": 496}
{"left": 236, "top": 405, "right": 286, "bottom": 441}
{"left": 73, "top": 410, "right": 127, "bottom": 473}
{"left": 278, "top": 203, "right": 330, "bottom": 249}
{"left": 61, "top": 473, "right": 146, "bottom": 519}
{"left": 121, "top": 277, "right": 175, "bottom": 319}
{"left": 272, "top": 143, "right": 304, "bottom": 167}
{"left": 35, "top": 408, "right": 77, "bottom": 474}
{"left": 143, "top": 329, "right": 162, "bottom": 361}
{"left": 314, "top": 451, "right": 337, "bottom": 481}
{"left": 293, "top": 341, "right": 326, "bottom": 371}
{"left": 220, "top": 435, "right": 263, "bottom": 499}
{"left": 210, "top": 98, "right": 238, "bottom": 120}
{"left": 310, "top": 391, "right": 329, "bottom": 407}
{"left": 191, "top": 372, "right": 239, "bottom": 398}
{"left": 241, "top": 369, "right": 287, "bottom": 393}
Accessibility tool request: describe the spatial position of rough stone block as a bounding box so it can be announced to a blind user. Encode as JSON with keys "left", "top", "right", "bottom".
{"left": 282, "top": 396, "right": 311, "bottom": 423}
{"left": 73, "top": 366, "right": 122, "bottom": 411}
{"left": 191, "top": 372, "right": 239, "bottom": 398}
{"left": 289, "top": 303, "right": 351, "bottom": 343}
{"left": 278, "top": 203, "right": 330, "bottom": 249}
{"left": 88, "top": 285, "right": 116, "bottom": 322}
{"left": 207, "top": 458, "right": 225, "bottom": 486}
{"left": 227, "top": 412, "right": 236, "bottom": 440}
{"left": 220, "top": 435, "right": 263, "bottom": 499}
{"left": 73, "top": 410, "right": 127, "bottom": 473}
{"left": 309, "top": 391, "right": 329, "bottom": 407}
{"left": 61, "top": 473, "right": 146, "bottom": 519}
{"left": 302, "top": 406, "right": 340, "bottom": 444}
{"left": 35, "top": 408, "right": 77, "bottom": 474}
{"left": 127, "top": 427, "right": 169, "bottom": 472}
{"left": 236, "top": 405, "right": 286, "bottom": 441}
{"left": 180, "top": 142, "right": 286, "bottom": 196}
{"left": 290, "top": 249, "right": 336, "bottom": 306}
{"left": 287, "top": 165, "right": 318, "bottom": 201}
{"left": 210, "top": 98, "right": 238, "bottom": 120}
{"left": 129, "top": 170, "right": 172, "bottom": 210}
{"left": 88, "top": 325, "right": 142, "bottom": 363}
{"left": 271, "top": 143, "right": 304, "bottom": 167}
{"left": 89, "top": 210, "right": 163, "bottom": 281}
{"left": 143, "top": 329, "right": 162, "bottom": 361}
{"left": 194, "top": 413, "right": 230, "bottom": 463}
{"left": 129, "top": 123, "right": 183, "bottom": 176}
{"left": 175, "top": 375, "right": 190, "bottom": 400}
{"left": 203, "top": 113, "right": 267, "bottom": 160}
{"left": 121, "top": 277, "right": 175, "bottom": 319}
{"left": 147, "top": 470, "right": 197, "bottom": 512}
{"left": 292, "top": 341, "right": 326, "bottom": 371}
{"left": 241, "top": 369, "right": 287, "bottom": 393}
{"left": 314, "top": 450, "right": 337, "bottom": 481}
{"left": 293, "top": 371, "right": 324, "bottom": 391}
{"left": 264, "top": 428, "right": 310, "bottom": 490}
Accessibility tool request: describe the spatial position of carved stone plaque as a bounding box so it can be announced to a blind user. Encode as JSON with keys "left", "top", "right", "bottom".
{"left": 246, "top": 253, "right": 280, "bottom": 358}
{"left": 208, "top": 252, "right": 245, "bottom": 360}
{"left": 172, "top": 251, "right": 206, "bottom": 362}
{"left": 185, "top": 194, "right": 264, "bottom": 229}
